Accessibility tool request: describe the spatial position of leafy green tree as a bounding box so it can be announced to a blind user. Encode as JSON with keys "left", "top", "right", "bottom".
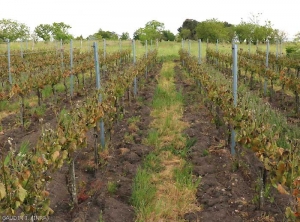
{"left": 252, "top": 20, "right": 274, "bottom": 43}
{"left": 95, "top": 29, "right": 118, "bottom": 40}
{"left": 272, "top": 29, "right": 288, "bottom": 43}
{"left": 162, "top": 30, "right": 175, "bottom": 41}
{"left": 137, "top": 20, "right": 165, "bottom": 44}
{"left": 178, "top": 19, "right": 199, "bottom": 40}
{"left": 0, "top": 19, "right": 30, "bottom": 41}
{"left": 180, "top": 28, "right": 191, "bottom": 40}
{"left": 88, "top": 33, "right": 102, "bottom": 40}
{"left": 196, "top": 18, "right": 228, "bottom": 42}
{"left": 120, "top": 32, "right": 130, "bottom": 40}
{"left": 235, "top": 14, "right": 276, "bottom": 44}
{"left": 145, "top": 20, "right": 165, "bottom": 32}
{"left": 294, "top": 32, "right": 300, "bottom": 42}
{"left": 133, "top": 28, "right": 144, "bottom": 40}
{"left": 75, "top": 35, "right": 84, "bottom": 40}
{"left": 225, "top": 26, "right": 236, "bottom": 42}
{"left": 51, "top": 22, "right": 73, "bottom": 43}
{"left": 235, "top": 21, "right": 254, "bottom": 43}
{"left": 34, "top": 24, "right": 52, "bottom": 41}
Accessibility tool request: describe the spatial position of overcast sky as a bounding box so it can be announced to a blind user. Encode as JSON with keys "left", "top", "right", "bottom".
{"left": 1, "top": 0, "right": 299, "bottom": 40}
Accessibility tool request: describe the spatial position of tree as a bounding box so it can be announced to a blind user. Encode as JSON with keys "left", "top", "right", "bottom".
{"left": 162, "top": 30, "right": 175, "bottom": 41}
{"left": 0, "top": 19, "right": 30, "bottom": 41}
{"left": 75, "top": 35, "right": 84, "bottom": 40}
{"left": 178, "top": 19, "right": 199, "bottom": 40}
{"left": 225, "top": 26, "right": 236, "bottom": 42}
{"left": 89, "top": 33, "right": 102, "bottom": 40}
{"left": 51, "top": 22, "right": 73, "bottom": 42}
{"left": 254, "top": 20, "right": 275, "bottom": 43}
{"left": 180, "top": 28, "right": 191, "bottom": 40}
{"left": 133, "top": 28, "right": 143, "bottom": 40}
{"left": 120, "top": 32, "right": 130, "bottom": 40}
{"left": 145, "top": 20, "right": 165, "bottom": 32}
{"left": 34, "top": 24, "right": 52, "bottom": 42}
{"left": 235, "top": 21, "right": 254, "bottom": 43}
{"left": 136, "top": 20, "right": 165, "bottom": 45}
{"left": 294, "top": 32, "right": 300, "bottom": 42}
{"left": 235, "top": 13, "right": 276, "bottom": 44}
{"left": 196, "top": 19, "right": 229, "bottom": 42}
{"left": 98, "top": 29, "right": 118, "bottom": 40}
{"left": 274, "top": 30, "right": 288, "bottom": 42}
{"left": 91, "top": 29, "right": 119, "bottom": 40}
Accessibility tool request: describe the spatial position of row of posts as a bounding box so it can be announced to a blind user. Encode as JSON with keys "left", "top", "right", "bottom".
{"left": 181, "top": 38, "right": 277, "bottom": 155}
{"left": 182, "top": 38, "right": 283, "bottom": 57}
{"left": 4, "top": 38, "right": 158, "bottom": 85}
{"left": 93, "top": 38, "right": 158, "bottom": 149}
{"left": 4, "top": 38, "right": 158, "bottom": 150}
{"left": 181, "top": 38, "right": 238, "bottom": 155}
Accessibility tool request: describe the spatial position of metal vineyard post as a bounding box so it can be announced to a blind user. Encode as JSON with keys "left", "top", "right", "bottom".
{"left": 198, "top": 39, "right": 201, "bottom": 65}
{"left": 20, "top": 40, "right": 23, "bottom": 58}
{"left": 119, "top": 39, "right": 122, "bottom": 65}
{"left": 93, "top": 42, "right": 105, "bottom": 149}
{"left": 248, "top": 40, "right": 251, "bottom": 56}
{"left": 60, "top": 39, "right": 64, "bottom": 71}
{"left": 182, "top": 39, "right": 185, "bottom": 66}
{"left": 145, "top": 40, "right": 148, "bottom": 78}
{"left": 70, "top": 39, "right": 74, "bottom": 97}
{"left": 264, "top": 39, "right": 269, "bottom": 96}
{"left": 7, "top": 40, "right": 12, "bottom": 84}
{"left": 132, "top": 39, "right": 137, "bottom": 97}
{"left": 231, "top": 42, "right": 238, "bottom": 155}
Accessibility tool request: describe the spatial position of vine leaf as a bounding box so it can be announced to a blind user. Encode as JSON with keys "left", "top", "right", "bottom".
{"left": 277, "top": 184, "right": 289, "bottom": 195}
{"left": 4, "top": 154, "right": 10, "bottom": 166}
{"left": 0, "top": 182, "right": 6, "bottom": 200}
{"left": 52, "top": 151, "right": 60, "bottom": 162}
{"left": 17, "top": 184, "right": 27, "bottom": 202}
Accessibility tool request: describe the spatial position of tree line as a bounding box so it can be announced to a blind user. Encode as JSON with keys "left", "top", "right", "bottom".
{"left": 0, "top": 19, "right": 131, "bottom": 43}
{"left": 1, "top": 16, "right": 300, "bottom": 44}
{"left": 177, "top": 14, "right": 290, "bottom": 44}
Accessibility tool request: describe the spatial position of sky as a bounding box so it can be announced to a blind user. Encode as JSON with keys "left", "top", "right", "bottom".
{"left": 1, "top": 0, "right": 299, "bottom": 40}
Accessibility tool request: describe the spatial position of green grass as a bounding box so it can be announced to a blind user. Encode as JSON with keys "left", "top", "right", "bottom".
{"left": 42, "top": 85, "right": 53, "bottom": 99}
{"left": 107, "top": 181, "right": 118, "bottom": 195}
{"left": 132, "top": 62, "right": 201, "bottom": 221}
{"left": 145, "top": 129, "right": 160, "bottom": 148}
{"left": 173, "top": 162, "right": 200, "bottom": 190}
{"left": 31, "top": 104, "right": 46, "bottom": 117}
{"left": 161, "top": 136, "right": 196, "bottom": 159}
{"left": 127, "top": 116, "right": 140, "bottom": 124}
{"left": 124, "top": 132, "right": 134, "bottom": 144}
{"left": 0, "top": 100, "right": 19, "bottom": 112}
{"left": 142, "top": 152, "right": 163, "bottom": 173}
{"left": 98, "top": 210, "right": 104, "bottom": 222}
{"left": 152, "top": 86, "right": 183, "bottom": 110}
{"left": 131, "top": 167, "right": 157, "bottom": 220}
